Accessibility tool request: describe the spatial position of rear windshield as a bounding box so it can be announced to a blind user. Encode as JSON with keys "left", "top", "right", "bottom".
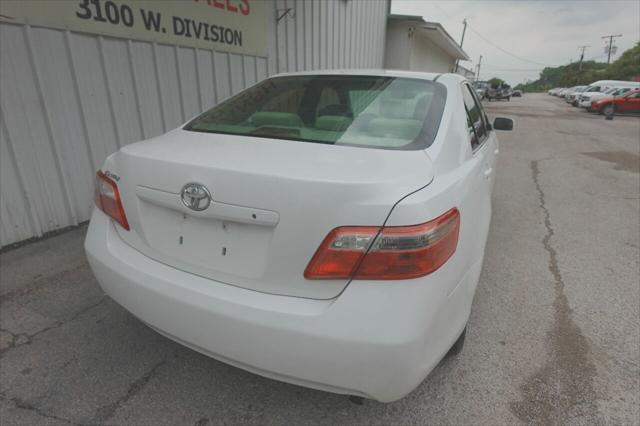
{"left": 185, "top": 75, "right": 447, "bottom": 150}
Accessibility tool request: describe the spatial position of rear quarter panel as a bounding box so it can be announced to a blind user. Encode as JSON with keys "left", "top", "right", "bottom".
{"left": 385, "top": 79, "right": 491, "bottom": 297}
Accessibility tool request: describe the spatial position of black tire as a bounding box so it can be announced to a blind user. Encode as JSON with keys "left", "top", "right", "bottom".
{"left": 603, "top": 104, "right": 615, "bottom": 116}
{"left": 507, "top": 97, "right": 511, "bottom": 101}
{"left": 446, "top": 327, "right": 466, "bottom": 357}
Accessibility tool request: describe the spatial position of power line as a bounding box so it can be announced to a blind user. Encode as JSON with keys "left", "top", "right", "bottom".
{"left": 432, "top": 10, "right": 604, "bottom": 70}
{"left": 481, "top": 66, "right": 545, "bottom": 74}
{"left": 481, "top": 69, "right": 543, "bottom": 73}
{"left": 585, "top": 52, "right": 609, "bottom": 62}
{"left": 482, "top": 63, "right": 545, "bottom": 71}
{"left": 466, "top": 24, "right": 558, "bottom": 67}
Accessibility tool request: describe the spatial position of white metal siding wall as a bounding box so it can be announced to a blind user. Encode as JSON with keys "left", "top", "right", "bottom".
{"left": 0, "top": 0, "right": 389, "bottom": 247}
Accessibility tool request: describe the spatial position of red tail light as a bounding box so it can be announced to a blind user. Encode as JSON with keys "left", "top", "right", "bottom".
{"left": 95, "top": 170, "right": 129, "bottom": 230}
{"left": 304, "top": 208, "right": 459, "bottom": 280}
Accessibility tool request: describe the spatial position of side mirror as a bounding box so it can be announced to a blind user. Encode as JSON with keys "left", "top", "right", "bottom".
{"left": 493, "top": 117, "right": 514, "bottom": 131}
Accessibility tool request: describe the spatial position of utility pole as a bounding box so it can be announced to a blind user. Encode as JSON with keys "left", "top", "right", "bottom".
{"left": 454, "top": 18, "right": 467, "bottom": 73}
{"left": 601, "top": 34, "right": 622, "bottom": 64}
{"left": 577, "top": 45, "right": 589, "bottom": 71}
{"left": 476, "top": 55, "right": 482, "bottom": 81}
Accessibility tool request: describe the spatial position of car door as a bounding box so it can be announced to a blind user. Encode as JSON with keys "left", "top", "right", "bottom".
{"left": 619, "top": 92, "right": 640, "bottom": 113}
{"left": 463, "top": 83, "right": 497, "bottom": 191}
{"left": 461, "top": 83, "right": 495, "bottom": 257}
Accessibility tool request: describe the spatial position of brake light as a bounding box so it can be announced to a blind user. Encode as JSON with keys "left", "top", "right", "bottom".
{"left": 304, "top": 208, "right": 459, "bottom": 280}
{"left": 95, "top": 170, "right": 129, "bottom": 230}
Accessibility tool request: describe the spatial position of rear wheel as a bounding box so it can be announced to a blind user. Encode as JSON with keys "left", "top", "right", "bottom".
{"left": 603, "top": 104, "right": 615, "bottom": 116}
{"left": 446, "top": 326, "right": 467, "bottom": 357}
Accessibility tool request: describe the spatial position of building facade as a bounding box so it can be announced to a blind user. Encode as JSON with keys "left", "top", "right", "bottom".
{"left": 384, "top": 14, "right": 468, "bottom": 74}
{"left": 0, "top": 0, "right": 390, "bottom": 247}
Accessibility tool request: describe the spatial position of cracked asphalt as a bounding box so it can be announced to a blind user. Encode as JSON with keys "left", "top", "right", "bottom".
{"left": 1, "top": 94, "right": 639, "bottom": 425}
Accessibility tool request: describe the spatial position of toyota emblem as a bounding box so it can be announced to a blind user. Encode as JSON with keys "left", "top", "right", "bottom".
{"left": 180, "top": 183, "right": 211, "bottom": 211}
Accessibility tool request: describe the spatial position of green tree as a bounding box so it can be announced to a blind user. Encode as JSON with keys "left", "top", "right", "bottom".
{"left": 606, "top": 42, "right": 640, "bottom": 80}
{"left": 488, "top": 77, "right": 505, "bottom": 88}
{"left": 515, "top": 44, "right": 639, "bottom": 92}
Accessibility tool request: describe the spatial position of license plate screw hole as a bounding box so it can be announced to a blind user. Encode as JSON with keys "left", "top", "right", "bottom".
{"left": 222, "top": 247, "right": 227, "bottom": 256}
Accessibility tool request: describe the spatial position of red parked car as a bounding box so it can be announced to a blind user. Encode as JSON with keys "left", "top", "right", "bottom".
{"left": 591, "top": 89, "right": 640, "bottom": 115}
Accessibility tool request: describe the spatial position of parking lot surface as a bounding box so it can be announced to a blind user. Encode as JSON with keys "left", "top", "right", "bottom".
{"left": 1, "top": 93, "right": 638, "bottom": 425}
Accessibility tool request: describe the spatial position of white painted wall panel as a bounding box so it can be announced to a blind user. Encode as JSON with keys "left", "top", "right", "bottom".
{"left": 213, "top": 51, "right": 232, "bottom": 102}
{"left": 176, "top": 47, "right": 201, "bottom": 122}
{"left": 0, "top": 24, "right": 74, "bottom": 234}
{"left": 0, "top": 0, "right": 389, "bottom": 246}
{"left": 410, "top": 33, "right": 456, "bottom": 73}
{"left": 196, "top": 50, "right": 217, "bottom": 111}
{"left": 130, "top": 41, "right": 165, "bottom": 138}
{"left": 0, "top": 118, "right": 37, "bottom": 244}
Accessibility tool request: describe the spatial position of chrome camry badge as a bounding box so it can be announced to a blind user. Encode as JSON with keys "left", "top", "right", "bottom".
{"left": 180, "top": 183, "right": 211, "bottom": 211}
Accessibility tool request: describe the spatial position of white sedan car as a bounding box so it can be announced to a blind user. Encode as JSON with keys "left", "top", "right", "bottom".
{"left": 85, "top": 70, "right": 513, "bottom": 402}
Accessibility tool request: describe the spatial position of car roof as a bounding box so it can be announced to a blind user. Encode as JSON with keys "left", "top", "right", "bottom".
{"left": 589, "top": 80, "right": 639, "bottom": 85}
{"left": 271, "top": 69, "right": 450, "bottom": 81}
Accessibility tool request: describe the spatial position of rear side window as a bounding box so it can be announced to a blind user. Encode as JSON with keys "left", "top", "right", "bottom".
{"left": 185, "top": 75, "right": 447, "bottom": 150}
{"left": 461, "top": 83, "right": 487, "bottom": 149}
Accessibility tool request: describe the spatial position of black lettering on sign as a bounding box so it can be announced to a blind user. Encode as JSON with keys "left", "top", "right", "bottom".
{"left": 173, "top": 16, "right": 185, "bottom": 36}
{"left": 104, "top": 1, "right": 119, "bottom": 24}
{"left": 210, "top": 24, "right": 220, "bottom": 42}
{"left": 121, "top": 4, "right": 134, "bottom": 27}
{"left": 183, "top": 18, "right": 193, "bottom": 38}
{"left": 90, "top": 0, "right": 107, "bottom": 22}
{"left": 192, "top": 20, "right": 205, "bottom": 40}
{"left": 75, "top": 0, "right": 136, "bottom": 26}
{"left": 171, "top": 18, "right": 242, "bottom": 46}
{"left": 76, "top": 0, "right": 92, "bottom": 19}
{"left": 140, "top": 9, "right": 162, "bottom": 32}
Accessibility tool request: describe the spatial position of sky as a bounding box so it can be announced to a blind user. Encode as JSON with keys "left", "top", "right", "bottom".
{"left": 391, "top": 0, "right": 640, "bottom": 85}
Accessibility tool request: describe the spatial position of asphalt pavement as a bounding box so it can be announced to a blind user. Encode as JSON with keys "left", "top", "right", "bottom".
{"left": 1, "top": 93, "right": 638, "bottom": 425}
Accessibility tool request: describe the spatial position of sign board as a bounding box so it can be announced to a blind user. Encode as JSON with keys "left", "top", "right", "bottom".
{"left": 0, "top": 0, "right": 267, "bottom": 56}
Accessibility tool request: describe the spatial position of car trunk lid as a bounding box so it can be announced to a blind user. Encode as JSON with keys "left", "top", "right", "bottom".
{"left": 107, "top": 129, "right": 434, "bottom": 299}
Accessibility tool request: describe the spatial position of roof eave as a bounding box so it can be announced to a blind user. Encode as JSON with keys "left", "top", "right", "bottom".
{"left": 420, "top": 23, "right": 470, "bottom": 61}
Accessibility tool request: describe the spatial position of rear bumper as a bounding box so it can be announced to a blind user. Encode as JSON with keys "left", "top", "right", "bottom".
{"left": 85, "top": 210, "right": 479, "bottom": 402}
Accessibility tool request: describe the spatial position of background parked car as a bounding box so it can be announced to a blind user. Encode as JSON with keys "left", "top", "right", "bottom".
{"left": 557, "top": 88, "right": 574, "bottom": 97}
{"left": 579, "top": 87, "right": 635, "bottom": 109}
{"left": 512, "top": 89, "right": 522, "bottom": 97}
{"left": 473, "top": 81, "right": 489, "bottom": 100}
{"left": 577, "top": 80, "right": 640, "bottom": 104}
{"left": 565, "top": 86, "right": 588, "bottom": 105}
{"left": 486, "top": 83, "right": 513, "bottom": 101}
{"left": 591, "top": 88, "right": 640, "bottom": 115}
